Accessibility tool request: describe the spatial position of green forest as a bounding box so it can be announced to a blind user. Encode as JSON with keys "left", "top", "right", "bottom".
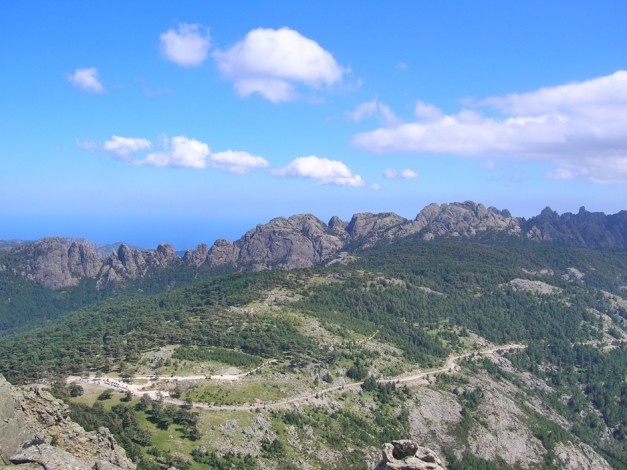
{"left": 1, "top": 239, "right": 626, "bottom": 468}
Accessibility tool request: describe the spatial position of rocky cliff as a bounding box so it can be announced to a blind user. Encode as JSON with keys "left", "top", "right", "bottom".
{"left": 524, "top": 206, "right": 627, "bottom": 248}
{"left": 96, "top": 243, "right": 180, "bottom": 289}
{"left": 4, "top": 238, "right": 102, "bottom": 289}
{"left": 0, "top": 374, "right": 135, "bottom": 469}
{"left": 3, "top": 202, "right": 627, "bottom": 291}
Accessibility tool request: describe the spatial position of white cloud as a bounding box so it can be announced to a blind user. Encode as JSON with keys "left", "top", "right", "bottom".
{"left": 371, "top": 183, "right": 382, "bottom": 190}
{"left": 234, "top": 78, "right": 296, "bottom": 103}
{"left": 138, "top": 136, "right": 210, "bottom": 168}
{"left": 214, "top": 27, "right": 346, "bottom": 102}
{"left": 104, "top": 136, "right": 152, "bottom": 157}
{"left": 401, "top": 168, "right": 418, "bottom": 179}
{"left": 383, "top": 168, "right": 418, "bottom": 179}
{"left": 96, "top": 135, "right": 268, "bottom": 173}
{"left": 160, "top": 23, "right": 210, "bottom": 67}
{"left": 273, "top": 156, "right": 364, "bottom": 186}
{"left": 210, "top": 150, "right": 270, "bottom": 174}
{"left": 67, "top": 68, "right": 103, "bottom": 93}
{"left": 348, "top": 99, "right": 400, "bottom": 126}
{"left": 353, "top": 70, "right": 627, "bottom": 183}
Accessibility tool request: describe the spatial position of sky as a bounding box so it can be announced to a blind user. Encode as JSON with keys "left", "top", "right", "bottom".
{"left": 1, "top": 1, "right": 627, "bottom": 249}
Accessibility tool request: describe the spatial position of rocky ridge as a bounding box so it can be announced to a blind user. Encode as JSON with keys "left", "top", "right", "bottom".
{"left": 3, "top": 202, "right": 627, "bottom": 290}
{"left": 0, "top": 374, "right": 135, "bottom": 469}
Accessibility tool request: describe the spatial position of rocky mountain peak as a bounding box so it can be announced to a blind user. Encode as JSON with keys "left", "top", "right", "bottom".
{"left": 156, "top": 243, "right": 176, "bottom": 258}
{"left": 182, "top": 243, "right": 209, "bottom": 267}
{"left": 328, "top": 215, "right": 348, "bottom": 232}
{"left": 524, "top": 206, "right": 627, "bottom": 248}
{"left": 414, "top": 201, "right": 521, "bottom": 241}
{"left": 7, "top": 238, "right": 102, "bottom": 290}
{"left": 346, "top": 212, "right": 408, "bottom": 240}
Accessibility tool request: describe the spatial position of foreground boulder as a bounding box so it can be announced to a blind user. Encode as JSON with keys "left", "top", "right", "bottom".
{"left": 374, "top": 440, "right": 446, "bottom": 470}
{"left": 0, "top": 374, "right": 135, "bottom": 469}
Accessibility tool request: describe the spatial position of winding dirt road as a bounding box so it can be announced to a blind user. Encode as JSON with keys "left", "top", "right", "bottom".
{"left": 72, "top": 344, "right": 525, "bottom": 412}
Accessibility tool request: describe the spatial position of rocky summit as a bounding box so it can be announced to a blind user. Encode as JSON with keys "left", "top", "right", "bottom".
{"left": 0, "top": 374, "right": 135, "bottom": 469}
{"left": 2, "top": 202, "right": 627, "bottom": 291}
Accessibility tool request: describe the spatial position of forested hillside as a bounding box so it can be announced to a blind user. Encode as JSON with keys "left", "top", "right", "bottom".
{"left": 0, "top": 239, "right": 625, "bottom": 468}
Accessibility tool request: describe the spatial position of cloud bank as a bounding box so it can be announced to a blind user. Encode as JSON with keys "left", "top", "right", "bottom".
{"left": 214, "top": 27, "right": 346, "bottom": 102}
{"left": 353, "top": 71, "right": 627, "bottom": 183}
{"left": 273, "top": 156, "right": 364, "bottom": 186}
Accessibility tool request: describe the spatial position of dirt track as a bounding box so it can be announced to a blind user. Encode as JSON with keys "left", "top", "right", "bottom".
{"left": 70, "top": 344, "right": 525, "bottom": 411}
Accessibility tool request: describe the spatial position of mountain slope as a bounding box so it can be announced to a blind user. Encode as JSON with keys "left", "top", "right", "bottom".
{"left": 0, "top": 238, "right": 625, "bottom": 468}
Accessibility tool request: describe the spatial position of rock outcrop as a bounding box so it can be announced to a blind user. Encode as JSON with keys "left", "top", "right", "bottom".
{"left": 230, "top": 214, "right": 346, "bottom": 270}
{"left": 6, "top": 238, "right": 102, "bottom": 289}
{"left": 96, "top": 243, "right": 180, "bottom": 289}
{"left": 415, "top": 202, "right": 520, "bottom": 241}
{"left": 524, "top": 206, "right": 627, "bottom": 248}
{"left": 373, "top": 440, "right": 445, "bottom": 470}
{"left": 0, "top": 374, "right": 135, "bottom": 469}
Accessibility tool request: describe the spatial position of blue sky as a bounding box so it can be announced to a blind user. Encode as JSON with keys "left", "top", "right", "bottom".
{"left": 1, "top": 1, "right": 626, "bottom": 248}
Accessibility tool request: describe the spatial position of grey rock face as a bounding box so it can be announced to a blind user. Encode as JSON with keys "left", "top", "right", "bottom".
{"left": 231, "top": 214, "right": 345, "bottom": 270}
{"left": 206, "top": 239, "right": 238, "bottom": 267}
{"left": 346, "top": 212, "right": 408, "bottom": 241}
{"left": 97, "top": 243, "right": 180, "bottom": 288}
{"left": 553, "top": 442, "right": 612, "bottom": 470}
{"left": 0, "top": 375, "right": 135, "bottom": 469}
{"left": 373, "top": 440, "right": 445, "bottom": 470}
{"left": 524, "top": 206, "right": 627, "bottom": 248}
{"left": 8, "top": 237, "right": 102, "bottom": 290}
{"left": 182, "top": 243, "right": 209, "bottom": 267}
{"left": 414, "top": 202, "right": 521, "bottom": 241}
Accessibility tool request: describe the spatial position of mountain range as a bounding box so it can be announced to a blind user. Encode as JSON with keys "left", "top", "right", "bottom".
{"left": 2, "top": 201, "right": 627, "bottom": 293}
{"left": 0, "top": 201, "right": 626, "bottom": 468}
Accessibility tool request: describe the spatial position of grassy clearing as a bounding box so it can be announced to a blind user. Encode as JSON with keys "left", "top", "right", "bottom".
{"left": 185, "top": 380, "right": 290, "bottom": 406}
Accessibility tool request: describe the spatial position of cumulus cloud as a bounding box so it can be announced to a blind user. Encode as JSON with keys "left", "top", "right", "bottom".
{"left": 98, "top": 135, "right": 269, "bottom": 173}
{"left": 139, "top": 136, "right": 210, "bottom": 168}
{"left": 353, "top": 70, "right": 627, "bottom": 183}
{"left": 67, "top": 67, "right": 103, "bottom": 93}
{"left": 383, "top": 168, "right": 418, "bottom": 179}
{"left": 273, "top": 156, "right": 364, "bottom": 186}
{"left": 104, "top": 136, "right": 152, "bottom": 157}
{"left": 160, "top": 23, "right": 210, "bottom": 67}
{"left": 210, "top": 150, "right": 270, "bottom": 174}
{"left": 348, "top": 98, "right": 400, "bottom": 126}
{"left": 214, "top": 27, "right": 346, "bottom": 102}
